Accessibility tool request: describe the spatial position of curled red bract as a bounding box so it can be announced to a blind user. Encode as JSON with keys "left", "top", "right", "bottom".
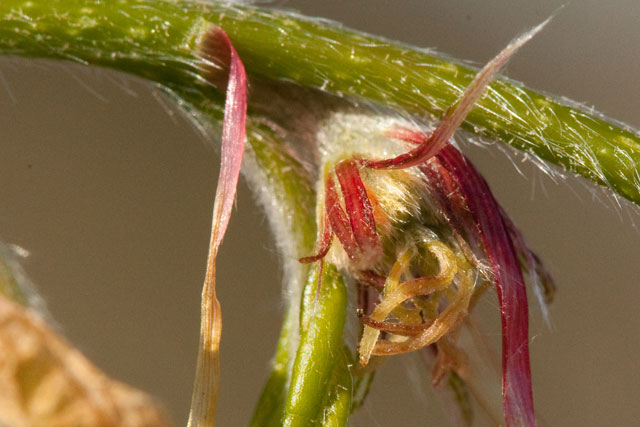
{"left": 189, "top": 26, "right": 248, "bottom": 426}
{"left": 426, "top": 146, "right": 536, "bottom": 427}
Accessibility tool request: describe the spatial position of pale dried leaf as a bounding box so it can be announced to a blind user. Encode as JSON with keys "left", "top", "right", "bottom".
{"left": 0, "top": 295, "right": 174, "bottom": 427}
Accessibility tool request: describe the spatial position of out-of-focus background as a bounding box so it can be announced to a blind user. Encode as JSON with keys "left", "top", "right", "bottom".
{"left": 1, "top": 1, "right": 639, "bottom": 425}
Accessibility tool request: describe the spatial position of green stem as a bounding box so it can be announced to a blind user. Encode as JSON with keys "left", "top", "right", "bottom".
{"left": 1, "top": 1, "right": 639, "bottom": 204}
{"left": 284, "top": 264, "right": 350, "bottom": 426}
{"left": 319, "top": 348, "right": 352, "bottom": 427}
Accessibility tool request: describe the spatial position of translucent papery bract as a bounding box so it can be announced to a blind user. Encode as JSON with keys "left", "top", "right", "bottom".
{"left": 189, "top": 27, "right": 247, "bottom": 427}
{"left": 422, "top": 145, "right": 536, "bottom": 427}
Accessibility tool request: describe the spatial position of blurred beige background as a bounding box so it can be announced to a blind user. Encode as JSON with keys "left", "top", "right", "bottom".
{"left": 1, "top": 0, "right": 640, "bottom": 425}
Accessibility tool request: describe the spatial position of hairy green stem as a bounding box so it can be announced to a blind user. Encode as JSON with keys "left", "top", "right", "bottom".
{"left": 319, "top": 348, "right": 352, "bottom": 427}
{"left": 1, "top": 0, "right": 639, "bottom": 204}
{"left": 284, "top": 264, "right": 350, "bottom": 427}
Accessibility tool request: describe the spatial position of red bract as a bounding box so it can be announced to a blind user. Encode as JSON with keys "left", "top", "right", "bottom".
{"left": 189, "top": 26, "right": 247, "bottom": 426}
{"left": 300, "top": 160, "right": 382, "bottom": 269}
{"left": 424, "top": 145, "right": 536, "bottom": 427}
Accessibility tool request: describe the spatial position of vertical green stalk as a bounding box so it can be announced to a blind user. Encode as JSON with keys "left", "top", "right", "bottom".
{"left": 284, "top": 264, "right": 351, "bottom": 426}
{"left": 319, "top": 349, "right": 352, "bottom": 427}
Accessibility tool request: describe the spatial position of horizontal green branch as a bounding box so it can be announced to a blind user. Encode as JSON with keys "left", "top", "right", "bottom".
{"left": 1, "top": 0, "right": 639, "bottom": 204}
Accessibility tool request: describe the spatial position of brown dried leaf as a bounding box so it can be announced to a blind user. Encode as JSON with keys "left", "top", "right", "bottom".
{"left": 0, "top": 295, "right": 175, "bottom": 427}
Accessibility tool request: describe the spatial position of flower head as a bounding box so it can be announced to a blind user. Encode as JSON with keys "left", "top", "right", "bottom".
{"left": 299, "top": 20, "right": 552, "bottom": 426}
